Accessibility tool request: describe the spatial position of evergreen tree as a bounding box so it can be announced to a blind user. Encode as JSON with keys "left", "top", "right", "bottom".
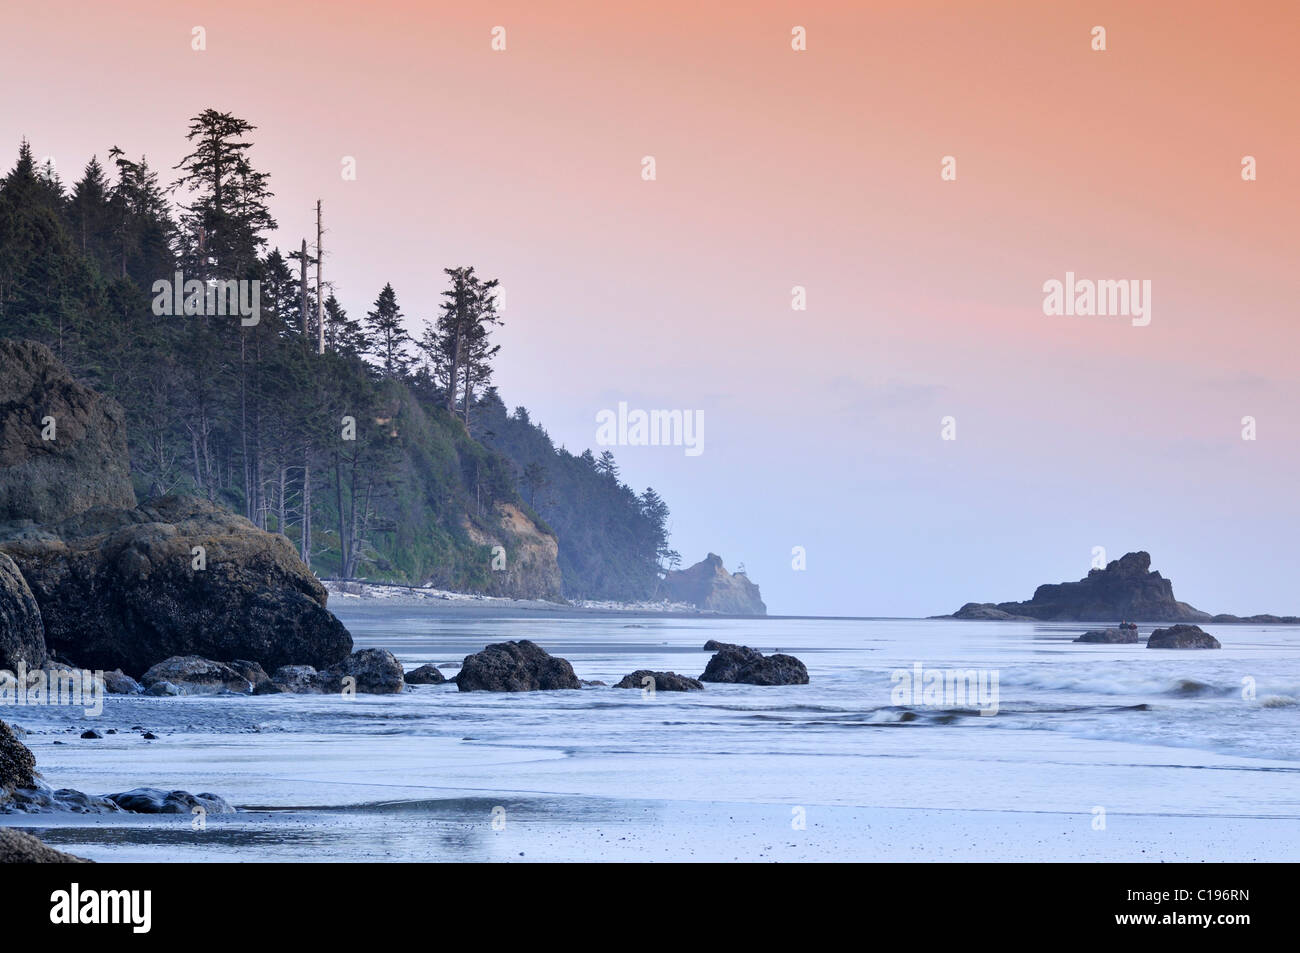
{"left": 172, "top": 110, "right": 275, "bottom": 280}
{"left": 364, "top": 282, "right": 412, "bottom": 378}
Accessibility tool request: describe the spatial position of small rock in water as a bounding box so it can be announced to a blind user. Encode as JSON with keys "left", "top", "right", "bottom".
{"left": 141, "top": 732, "right": 157, "bottom": 740}
{"left": 457, "top": 641, "right": 580, "bottom": 693}
{"left": 1074, "top": 628, "right": 1139, "bottom": 644}
{"left": 141, "top": 656, "right": 253, "bottom": 695}
{"left": 613, "top": 670, "right": 704, "bottom": 692}
{"left": 145, "top": 681, "right": 181, "bottom": 697}
{"left": 80, "top": 729, "right": 102, "bottom": 739}
{"left": 403, "top": 663, "right": 446, "bottom": 685}
{"left": 100, "top": 669, "right": 143, "bottom": 694}
{"left": 256, "top": 664, "right": 321, "bottom": 694}
{"left": 1147, "top": 624, "right": 1221, "bottom": 649}
{"left": 320, "top": 648, "right": 405, "bottom": 694}
{"left": 699, "top": 644, "right": 809, "bottom": 685}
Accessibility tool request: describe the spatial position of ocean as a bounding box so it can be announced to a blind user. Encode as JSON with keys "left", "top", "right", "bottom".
{"left": 6, "top": 608, "right": 1299, "bottom": 861}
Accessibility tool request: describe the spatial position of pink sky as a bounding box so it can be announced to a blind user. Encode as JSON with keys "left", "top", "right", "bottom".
{"left": 4, "top": 1, "right": 1298, "bottom": 614}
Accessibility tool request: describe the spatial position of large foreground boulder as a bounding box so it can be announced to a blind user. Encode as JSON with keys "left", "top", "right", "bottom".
{"left": 699, "top": 643, "right": 809, "bottom": 685}
{"left": 0, "top": 552, "right": 45, "bottom": 669}
{"left": 457, "top": 640, "right": 580, "bottom": 692}
{"left": 614, "top": 670, "right": 703, "bottom": 692}
{"left": 0, "top": 339, "right": 136, "bottom": 526}
{"left": 1147, "top": 624, "right": 1221, "bottom": 649}
{"left": 0, "top": 828, "right": 90, "bottom": 863}
{"left": 0, "top": 495, "right": 352, "bottom": 676}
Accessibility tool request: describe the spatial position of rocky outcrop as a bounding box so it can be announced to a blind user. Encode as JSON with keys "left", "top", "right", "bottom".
{"left": 1073, "top": 627, "right": 1139, "bottom": 644}
{"left": 405, "top": 663, "right": 447, "bottom": 685}
{"left": 0, "top": 342, "right": 354, "bottom": 676}
{"left": 614, "top": 670, "right": 703, "bottom": 691}
{"left": 140, "top": 656, "right": 253, "bottom": 695}
{"left": 0, "top": 828, "right": 90, "bottom": 863}
{"left": 662, "top": 554, "right": 766, "bottom": 615}
{"left": 0, "top": 339, "right": 136, "bottom": 526}
{"left": 1147, "top": 624, "right": 1221, "bottom": 649}
{"left": 1, "top": 495, "right": 352, "bottom": 676}
{"left": 699, "top": 643, "right": 809, "bottom": 686}
{"left": 457, "top": 640, "right": 580, "bottom": 692}
{"left": 0, "top": 552, "right": 45, "bottom": 669}
{"left": 945, "top": 552, "right": 1211, "bottom": 623}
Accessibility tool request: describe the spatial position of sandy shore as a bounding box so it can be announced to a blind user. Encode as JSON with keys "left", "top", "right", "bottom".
{"left": 322, "top": 579, "right": 706, "bottom": 615}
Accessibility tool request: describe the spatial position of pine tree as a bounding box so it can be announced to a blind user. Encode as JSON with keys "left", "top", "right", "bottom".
{"left": 172, "top": 110, "right": 276, "bottom": 281}
{"left": 364, "top": 282, "right": 412, "bottom": 378}
{"left": 323, "top": 293, "right": 368, "bottom": 356}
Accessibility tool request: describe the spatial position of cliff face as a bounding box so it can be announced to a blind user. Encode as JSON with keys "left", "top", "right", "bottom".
{"left": 951, "top": 551, "right": 1210, "bottom": 622}
{"left": 663, "top": 554, "right": 767, "bottom": 615}
{"left": 0, "top": 339, "right": 136, "bottom": 524}
{"left": 462, "top": 502, "right": 563, "bottom": 601}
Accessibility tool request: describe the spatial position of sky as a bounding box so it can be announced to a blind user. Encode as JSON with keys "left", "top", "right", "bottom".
{"left": 3, "top": 1, "right": 1298, "bottom": 616}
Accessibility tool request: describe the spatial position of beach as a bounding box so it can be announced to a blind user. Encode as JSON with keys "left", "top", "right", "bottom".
{"left": 5, "top": 609, "right": 1298, "bottom": 862}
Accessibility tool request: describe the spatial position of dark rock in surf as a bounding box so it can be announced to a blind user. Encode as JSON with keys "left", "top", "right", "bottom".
{"left": 1074, "top": 627, "right": 1139, "bottom": 644}
{"left": 614, "top": 670, "right": 703, "bottom": 692}
{"left": 254, "top": 664, "right": 322, "bottom": 694}
{"left": 404, "top": 663, "right": 446, "bottom": 685}
{"left": 457, "top": 640, "right": 580, "bottom": 692}
{"left": 226, "top": 659, "right": 270, "bottom": 690}
{"left": 140, "top": 656, "right": 252, "bottom": 695}
{"left": 100, "top": 669, "right": 142, "bottom": 694}
{"left": 1146, "top": 624, "right": 1221, "bottom": 649}
{"left": 320, "top": 648, "right": 405, "bottom": 694}
{"left": 105, "top": 787, "right": 235, "bottom": 814}
{"left": 699, "top": 644, "right": 809, "bottom": 686}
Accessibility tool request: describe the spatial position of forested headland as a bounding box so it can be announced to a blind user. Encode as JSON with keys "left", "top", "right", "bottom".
{"left": 0, "top": 110, "right": 674, "bottom": 600}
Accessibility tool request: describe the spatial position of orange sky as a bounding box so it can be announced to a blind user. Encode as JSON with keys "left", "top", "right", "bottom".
{"left": 4, "top": 1, "right": 1298, "bottom": 614}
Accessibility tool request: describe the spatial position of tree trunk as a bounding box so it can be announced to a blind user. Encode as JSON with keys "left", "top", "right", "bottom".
{"left": 301, "top": 448, "right": 312, "bottom": 568}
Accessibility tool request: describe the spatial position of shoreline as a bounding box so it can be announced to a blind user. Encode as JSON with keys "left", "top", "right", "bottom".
{"left": 322, "top": 579, "right": 750, "bottom": 617}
